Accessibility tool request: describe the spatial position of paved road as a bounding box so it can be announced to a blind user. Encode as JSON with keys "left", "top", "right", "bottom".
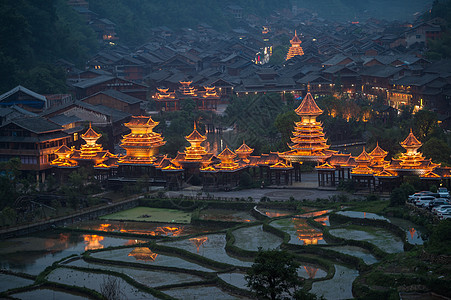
{"left": 166, "top": 172, "right": 360, "bottom": 202}
{"left": 166, "top": 187, "right": 353, "bottom": 202}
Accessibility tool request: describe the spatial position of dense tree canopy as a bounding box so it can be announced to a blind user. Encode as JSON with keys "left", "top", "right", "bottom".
{"left": 246, "top": 249, "right": 302, "bottom": 300}
{"left": 0, "top": 0, "right": 98, "bottom": 93}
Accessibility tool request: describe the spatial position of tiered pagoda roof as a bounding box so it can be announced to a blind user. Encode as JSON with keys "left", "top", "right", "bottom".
{"left": 286, "top": 30, "right": 304, "bottom": 61}
{"left": 178, "top": 81, "right": 197, "bottom": 97}
{"left": 369, "top": 142, "right": 389, "bottom": 171}
{"left": 173, "top": 122, "right": 214, "bottom": 167}
{"left": 201, "top": 86, "right": 219, "bottom": 99}
{"left": 51, "top": 124, "right": 117, "bottom": 169}
{"left": 118, "top": 116, "right": 166, "bottom": 165}
{"left": 351, "top": 147, "right": 374, "bottom": 175}
{"left": 155, "top": 87, "right": 176, "bottom": 99}
{"left": 385, "top": 130, "right": 439, "bottom": 174}
{"left": 50, "top": 145, "right": 77, "bottom": 168}
{"left": 279, "top": 91, "right": 336, "bottom": 163}
{"left": 235, "top": 141, "right": 254, "bottom": 163}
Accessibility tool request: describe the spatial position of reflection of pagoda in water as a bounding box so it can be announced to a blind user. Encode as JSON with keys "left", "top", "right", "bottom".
{"left": 128, "top": 247, "right": 158, "bottom": 262}
{"left": 292, "top": 218, "right": 324, "bottom": 245}
{"left": 279, "top": 90, "right": 336, "bottom": 163}
{"left": 189, "top": 236, "right": 208, "bottom": 253}
{"left": 304, "top": 266, "right": 319, "bottom": 279}
{"left": 83, "top": 234, "right": 104, "bottom": 251}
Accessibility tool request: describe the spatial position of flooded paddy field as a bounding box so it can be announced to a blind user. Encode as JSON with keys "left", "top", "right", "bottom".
{"left": 310, "top": 264, "right": 359, "bottom": 300}
{"left": 160, "top": 234, "right": 253, "bottom": 267}
{"left": 336, "top": 211, "right": 389, "bottom": 221}
{"left": 329, "top": 226, "right": 404, "bottom": 253}
{"left": 0, "top": 232, "right": 143, "bottom": 275}
{"left": 270, "top": 218, "right": 327, "bottom": 245}
{"left": 90, "top": 247, "right": 215, "bottom": 272}
{"left": 0, "top": 273, "right": 33, "bottom": 292}
{"left": 232, "top": 225, "right": 283, "bottom": 251}
{"left": 198, "top": 209, "right": 256, "bottom": 222}
{"left": 327, "top": 245, "right": 379, "bottom": 264}
{"left": 66, "top": 258, "right": 203, "bottom": 287}
{"left": 47, "top": 268, "right": 158, "bottom": 299}
{"left": 161, "top": 284, "right": 250, "bottom": 300}
{"left": 0, "top": 201, "right": 430, "bottom": 300}
{"left": 255, "top": 207, "right": 296, "bottom": 218}
{"left": 11, "top": 288, "right": 88, "bottom": 300}
{"left": 71, "top": 219, "right": 220, "bottom": 237}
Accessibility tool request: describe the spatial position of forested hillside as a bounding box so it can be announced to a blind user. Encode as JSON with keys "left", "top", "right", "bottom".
{"left": 0, "top": 0, "right": 98, "bottom": 94}
{"left": 293, "top": 0, "right": 431, "bottom": 21}
{"left": 424, "top": 0, "right": 451, "bottom": 59}
{"left": 88, "top": 0, "right": 291, "bottom": 46}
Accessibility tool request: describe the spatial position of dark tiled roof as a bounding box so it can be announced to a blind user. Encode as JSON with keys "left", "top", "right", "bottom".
{"left": 10, "top": 116, "right": 62, "bottom": 134}
{"left": 99, "top": 90, "right": 142, "bottom": 104}
{"left": 49, "top": 114, "right": 81, "bottom": 126}
{"left": 73, "top": 75, "right": 114, "bottom": 89}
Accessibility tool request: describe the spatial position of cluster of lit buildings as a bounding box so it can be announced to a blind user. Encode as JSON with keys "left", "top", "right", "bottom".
{"left": 50, "top": 87, "right": 450, "bottom": 191}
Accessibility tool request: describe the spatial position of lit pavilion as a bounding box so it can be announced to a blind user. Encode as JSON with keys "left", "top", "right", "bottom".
{"left": 51, "top": 124, "right": 117, "bottom": 169}
{"left": 384, "top": 129, "right": 440, "bottom": 176}
{"left": 286, "top": 30, "right": 304, "bottom": 61}
{"left": 279, "top": 90, "right": 336, "bottom": 163}
{"left": 172, "top": 122, "right": 215, "bottom": 173}
{"left": 118, "top": 116, "right": 166, "bottom": 165}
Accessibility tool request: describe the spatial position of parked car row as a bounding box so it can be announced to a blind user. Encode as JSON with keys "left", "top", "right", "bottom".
{"left": 409, "top": 188, "right": 451, "bottom": 220}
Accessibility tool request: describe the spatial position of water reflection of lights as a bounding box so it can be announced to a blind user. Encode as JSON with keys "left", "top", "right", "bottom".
{"left": 296, "top": 210, "right": 330, "bottom": 218}
{"left": 314, "top": 216, "right": 329, "bottom": 227}
{"left": 304, "top": 266, "right": 319, "bottom": 279}
{"left": 189, "top": 236, "right": 209, "bottom": 253}
{"left": 83, "top": 235, "right": 104, "bottom": 251}
{"left": 292, "top": 218, "right": 324, "bottom": 245}
{"left": 128, "top": 247, "right": 158, "bottom": 262}
{"left": 91, "top": 223, "right": 185, "bottom": 237}
{"left": 265, "top": 212, "right": 291, "bottom": 218}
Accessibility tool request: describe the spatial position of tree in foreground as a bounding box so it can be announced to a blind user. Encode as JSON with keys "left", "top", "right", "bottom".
{"left": 100, "top": 276, "right": 124, "bottom": 300}
{"left": 246, "top": 249, "right": 303, "bottom": 300}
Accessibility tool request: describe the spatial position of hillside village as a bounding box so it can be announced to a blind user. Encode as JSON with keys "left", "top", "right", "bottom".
{"left": 0, "top": 0, "right": 449, "bottom": 187}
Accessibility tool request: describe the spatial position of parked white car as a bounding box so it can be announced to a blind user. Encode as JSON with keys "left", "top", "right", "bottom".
{"left": 432, "top": 205, "right": 451, "bottom": 215}
{"left": 438, "top": 187, "right": 450, "bottom": 199}
{"left": 414, "top": 196, "right": 436, "bottom": 207}
{"left": 439, "top": 214, "right": 451, "bottom": 220}
{"left": 409, "top": 191, "right": 435, "bottom": 201}
{"left": 437, "top": 208, "right": 451, "bottom": 217}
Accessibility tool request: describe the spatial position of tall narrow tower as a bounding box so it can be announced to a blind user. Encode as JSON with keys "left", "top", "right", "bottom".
{"left": 286, "top": 30, "right": 304, "bottom": 61}
{"left": 279, "top": 89, "right": 335, "bottom": 162}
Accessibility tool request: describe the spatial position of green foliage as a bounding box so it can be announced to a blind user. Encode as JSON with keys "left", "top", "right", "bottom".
{"left": 399, "top": 182, "right": 415, "bottom": 197}
{"left": 337, "top": 180, "right": 355, "bottom": 193}
{"left": 89, "top": 0, "right": 290, "bottom": 46}
{"left": 246, "top": 249, "right": 302, "bottom": 300}
{"left": 0, "top": 0, "right": 98, "bottom": 93}
{"left": 274, "top": 110, "right": 298, "bottom": 148}
{"left": 389, "top": 188, "right": 407, "bottom": 207}
{"left": 426, "top": 219, "right": 451, "bottom": 255}
{"left": 413, "top": 110, "right": 439, "bottom": 141}
{"left": 239, "top": 172, "right": 253, "bottom": 188}
{"left": 269, "top": 44, "right": 290, "bottom": 65}
{"left": 0, "top": 158, "right": 22, "bottom": 210}
{"left": 422, "top": 137, "right": 451, "bottom": 164}
{"left": 224, "top": 94, "right": 293, "bottom": 153}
